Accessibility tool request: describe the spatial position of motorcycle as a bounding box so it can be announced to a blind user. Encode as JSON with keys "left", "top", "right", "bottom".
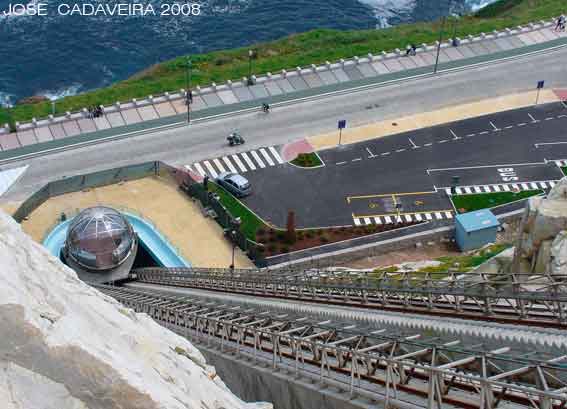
{"left": 227, "top": 131, "right": 245, "bottom": 146}
{"left": 262, "top": 103, "right": 270, "bottom": 113}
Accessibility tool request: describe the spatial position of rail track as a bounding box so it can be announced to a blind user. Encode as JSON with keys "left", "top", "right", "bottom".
{"left": 129, "top": 268, "right": 567, "bottom": 329}
{"left": 96, "top": 283, "right": 567, "bottom": 409}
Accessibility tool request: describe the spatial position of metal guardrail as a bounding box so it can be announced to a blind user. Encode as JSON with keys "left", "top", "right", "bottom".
{"left": 96, "top": 284, "right": 567, "bottom": 409}
{"left": 130, "top": 268, "right": 567, "bottom": 327}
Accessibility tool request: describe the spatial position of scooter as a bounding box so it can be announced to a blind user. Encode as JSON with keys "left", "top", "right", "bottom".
{"left": 227, "top": 131, "right": 245, "bottom": 146}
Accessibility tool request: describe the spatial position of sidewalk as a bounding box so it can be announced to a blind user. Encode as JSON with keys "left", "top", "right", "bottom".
{"left": 0, "top": 18, "right": 566, "bottom": 159}
{"left": 307, "top": 89, "right": 563, "bottom": 150}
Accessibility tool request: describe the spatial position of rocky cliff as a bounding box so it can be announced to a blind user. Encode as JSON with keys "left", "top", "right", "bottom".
{"left": 476, "top": 177, "right": 567, "bottom": 275}
{"left": 513, "top": 177, "right": 567, "bottom": 274}
{"left": 0, "top": 210, "right": 272, "bottom": 409}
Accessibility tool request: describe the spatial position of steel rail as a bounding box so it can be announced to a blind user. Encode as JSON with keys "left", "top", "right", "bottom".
{"left": 129, "top": 268, "right": 567, "bottom": 328}
{"left": 95, "top": 283, "right": 567, "bottom": 409}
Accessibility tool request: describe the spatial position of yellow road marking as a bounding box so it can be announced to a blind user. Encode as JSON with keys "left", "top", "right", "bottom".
{"left": 347, "top": 190, "right": 437, "bottom": 203}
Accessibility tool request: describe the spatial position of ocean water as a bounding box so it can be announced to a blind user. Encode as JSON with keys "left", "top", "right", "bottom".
{"left": 0, "top": 0, "right": 497, "bottom": 105}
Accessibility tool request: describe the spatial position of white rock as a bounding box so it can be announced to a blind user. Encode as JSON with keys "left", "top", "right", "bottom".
{"left": 0, "top": 211, "right": 271, "bottom": 409}
{"left": 549, "top": 231, "right": 567, "bottom": 276}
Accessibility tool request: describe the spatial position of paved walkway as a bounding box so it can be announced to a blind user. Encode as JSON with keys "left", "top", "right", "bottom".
{"left": 307, "top": 89, "right": 563, "bottom": 150}
{"left": 0, "top": 18, "right": 566, "bottom": 158}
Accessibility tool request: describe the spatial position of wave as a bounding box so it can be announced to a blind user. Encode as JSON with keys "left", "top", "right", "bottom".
{"left": 0, "top": 92, "right": 14, "bottom": 108}
{"left": 40, "top": 84, "right": 83, "bottom": 101}
{"left": 357, "top": 0, "right": 416, "bottom": 28}
{"left": 465, "top": 0, "right": 499, "bottom": 12}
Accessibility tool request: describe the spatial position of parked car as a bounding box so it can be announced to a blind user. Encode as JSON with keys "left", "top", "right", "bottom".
{"left": 216, "top": 172, "right": 252, "bottom": 197}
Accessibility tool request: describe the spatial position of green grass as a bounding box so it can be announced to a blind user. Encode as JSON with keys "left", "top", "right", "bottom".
{"left": 452, "top": 189, "right": 543, "bottom": 213}
{"left": 208, "top": 182, "right": 267, "bottom": 240}
{"left": 290, "top": 152, "right": 323, "bottom": 168}
{"left": 2, "top": 0, "right": 565, "bottom": 127}
{"left": 561, "top": 166, "right": 567, "bottom": 176}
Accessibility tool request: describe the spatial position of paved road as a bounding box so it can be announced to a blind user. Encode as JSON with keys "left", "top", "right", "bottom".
{"left": 3, "top": 46, "right": 567, "bottom": 205}
{"left": 242, "top": 102, "right": 566, "bottom": 227}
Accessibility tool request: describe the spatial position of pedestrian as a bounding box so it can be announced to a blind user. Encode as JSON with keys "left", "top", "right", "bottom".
{"left": 555, "top": 15, "right": 565, "bottom": 31}
{"left": 405, "top": 44, "right": 416, "bottom": 56}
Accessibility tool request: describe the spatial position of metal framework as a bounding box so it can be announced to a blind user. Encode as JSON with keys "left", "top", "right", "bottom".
{"left": 130, "top": 268, "right": 567, "bottom": 328}
{"left": 96, "top": 284, "right": 567, "bottom": 409}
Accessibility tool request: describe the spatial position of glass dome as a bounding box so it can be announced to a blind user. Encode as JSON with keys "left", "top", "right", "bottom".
{"left": 65, "top": 206, "right": 136, "bottom": 271}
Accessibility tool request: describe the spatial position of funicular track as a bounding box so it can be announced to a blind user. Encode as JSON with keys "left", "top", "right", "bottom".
{"left": 129, "top": 268, "right": 567, "bottom": 329}
{"left": 95, "top": 284, "right": 567, "bottom": 409}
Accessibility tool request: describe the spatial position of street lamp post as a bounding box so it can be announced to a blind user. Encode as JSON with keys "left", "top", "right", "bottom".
{"left": 433, "top": 15, "right": 447, "bottom": 74}
{"left": 185, "top": 57, "right": 193, "bottom": 124}
{"left": 247, "top": 49, "right": 255, "bottom": 86}
{"left": 229, "top": 217, "right": 241, "bottom": 271}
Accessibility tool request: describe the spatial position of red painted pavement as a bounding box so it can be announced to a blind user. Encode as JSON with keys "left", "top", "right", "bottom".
{"left": 281, "top": 139, "right": 315, "bottom": 162}
{"left": 553, "top": 89, "right": 567, "bottom": 101}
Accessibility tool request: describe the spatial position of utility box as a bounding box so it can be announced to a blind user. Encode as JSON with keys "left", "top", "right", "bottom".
{"left": 455, "top": 209, "right": 500, "bottom": 252}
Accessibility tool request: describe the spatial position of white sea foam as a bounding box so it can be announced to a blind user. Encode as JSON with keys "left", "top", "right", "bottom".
{"left": 357, "top": 0, "right": 416, "bottom": 28}
{"left": 40, "top": 84, "right": 82, "bottom": 101}
{"left": 465, "top": 0, "right": 499, "bottom": 12}
{"left": 0, "top": 92, "right": 14, "bottom": 108}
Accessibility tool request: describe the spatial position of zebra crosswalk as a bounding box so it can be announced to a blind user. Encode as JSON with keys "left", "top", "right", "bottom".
{"left": 186, "top": 146, "right": 284, "bottom": 178}
{"left": 443, "top": 180, "right": 556, "bottom": 196}
{"left": 353, "top": 211, "right": 453, "bottom": 226}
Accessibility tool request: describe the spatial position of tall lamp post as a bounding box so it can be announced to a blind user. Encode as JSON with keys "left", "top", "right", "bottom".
{"left": 433, "top": 15, "right": 447, "bottom": 74}
{"left": 229, "top": 217, "right": 242, "bottom": 272}
{"left": 185, "top": 57, "right": 193, "bottom": 124}
{"left": 247, "top": 49, "right": 256, "bottom": 86}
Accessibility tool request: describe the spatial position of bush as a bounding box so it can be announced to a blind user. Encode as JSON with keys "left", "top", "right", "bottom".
{"left": 320, "top": 236, "right": 329, "bottom": 243}
{"left": 267, "top": 244, "right": 277, "bottom": 253}
{"left": 316, "top": 229, "right": 324, "bottom": 236}
{"left": 276, "top": 231, "right": 285, "bottom": 241}
{"left": 305, "top": 230, "right": 314, "bottom": 239}
{"left": 281, "top": 246, "right": 290, "bottom": 253}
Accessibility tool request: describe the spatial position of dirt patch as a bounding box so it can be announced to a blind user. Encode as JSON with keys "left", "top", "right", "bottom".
{"left": 258, "top": 222, "right": 423, "bottom": 257}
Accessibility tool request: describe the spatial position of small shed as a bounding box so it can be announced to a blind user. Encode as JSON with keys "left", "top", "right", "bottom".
{"left": 455, "top": 209, "right": 500, "bottom": 252}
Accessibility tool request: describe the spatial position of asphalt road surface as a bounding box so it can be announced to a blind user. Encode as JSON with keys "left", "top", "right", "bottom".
{"left": 3, "top": 45, "right": 567, "bottom": 220}
{"left": 242, "top": 102, "right": 566, "bottom": 227}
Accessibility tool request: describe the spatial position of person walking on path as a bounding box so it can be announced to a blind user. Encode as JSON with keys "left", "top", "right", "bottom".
{"left": 555, "top": 15, "right": 565, "bottom": 31}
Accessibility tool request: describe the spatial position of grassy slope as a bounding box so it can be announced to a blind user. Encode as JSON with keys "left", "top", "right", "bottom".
{"left": 1, "top": 0, "right": 564, "bottom": 126}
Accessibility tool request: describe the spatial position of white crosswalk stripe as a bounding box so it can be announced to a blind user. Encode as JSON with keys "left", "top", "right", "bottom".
{"left": 269, "top": 146, "right": 284, "bottom": 164}
{"left": 186, "top": 146, "right": 285, "bottom": 177}
{"left": 203, "top": 161, "right": 218, "bottom": 178}
{"left": 240, "top": 152, "right": 256, "bottom": 170}
{"left": 445, "top": 180, "right": 558, "bottom": 196}
{"left": 259, "top": 148, "right": 275, "bottom": 166}
{"left": 222, "top": 156, "right": 238, "bottom": 173}
{"left": 213, "top": 158, "right": 226, "bottom": 174}
{"left": 250, "top": 150, "right": 266, "bottom": 168}
{"left": 353, "top": 211, "right": 454, "bottom": 226}
{"left": 231, "top": 154, "right": 247, "bottom": 172}
{"left": 193, "top": 163, "right": 206, "bottom": 176}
